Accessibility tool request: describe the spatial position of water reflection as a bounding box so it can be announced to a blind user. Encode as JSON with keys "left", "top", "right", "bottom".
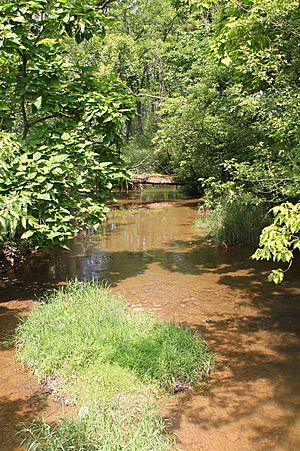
{"left": 13, "top": 190, "right": 200, "bottom": 285}
{"left": 115, "top": 186, "right": 189, "bottom": 203}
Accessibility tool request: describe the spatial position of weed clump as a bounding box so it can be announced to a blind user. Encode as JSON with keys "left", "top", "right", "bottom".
{"left": 15, "top": 281, "right": 213, "bottom": 450}
{"left": 195, "top": 196, "right": 269, "bottom": 246}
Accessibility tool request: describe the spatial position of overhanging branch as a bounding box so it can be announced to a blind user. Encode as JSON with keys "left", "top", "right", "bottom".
{"left": 30, "top": 113, "right": 76, "bottom": 127}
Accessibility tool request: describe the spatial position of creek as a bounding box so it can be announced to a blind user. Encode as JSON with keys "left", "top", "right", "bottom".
{"left": 1, "top": 187, "right": 300, "bottom": 450}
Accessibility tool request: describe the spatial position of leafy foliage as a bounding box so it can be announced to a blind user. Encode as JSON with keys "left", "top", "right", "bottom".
{"left": 0, "top": 132, "right": 130, "bottom": 247}
{"left": 252, "top": 203, "right": 300, "bottom": 283}
{"left": 0, "top": 0, "right": 134, "bottom": 250}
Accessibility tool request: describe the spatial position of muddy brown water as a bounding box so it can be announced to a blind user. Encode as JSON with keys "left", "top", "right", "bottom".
{"left": 1, "top": 188, "right": 300, "bottom": 450}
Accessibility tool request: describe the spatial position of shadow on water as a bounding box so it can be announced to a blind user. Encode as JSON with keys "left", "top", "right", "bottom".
{"left": 0, "top": 394, "right": 49, "bottom": 451}
{"left": 160, "top": 248, "right": 300, "bottom": 449}
{"left": 1, "top": 187, "right": 300, "bottom": 450}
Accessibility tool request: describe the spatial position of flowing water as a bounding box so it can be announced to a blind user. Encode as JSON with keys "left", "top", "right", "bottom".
{"left": 1, "top": 187, "right": 300, "bottom": 450}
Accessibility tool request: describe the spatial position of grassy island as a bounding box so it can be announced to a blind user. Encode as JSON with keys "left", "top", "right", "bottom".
{"left": 15, "top": 282, "right": 213, "bottom": 450}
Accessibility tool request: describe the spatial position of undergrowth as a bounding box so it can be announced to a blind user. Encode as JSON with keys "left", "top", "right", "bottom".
{"left": 194, "top": 197, "right": 269, "bottom": 246}
{"left": 15, "top": 281, "right": 213, "bottom": 450}
{"left": 209, "top": 200, "right": 268, "bottom": 246}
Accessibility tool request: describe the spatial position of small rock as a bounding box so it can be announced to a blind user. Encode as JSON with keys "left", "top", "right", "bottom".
{"left": 174, "top": 384, "right": 191, "bottom": 393}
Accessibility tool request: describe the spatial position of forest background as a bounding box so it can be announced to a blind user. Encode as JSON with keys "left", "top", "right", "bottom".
{"left": 0, "top": 0, "right": 299, "bottom": 282}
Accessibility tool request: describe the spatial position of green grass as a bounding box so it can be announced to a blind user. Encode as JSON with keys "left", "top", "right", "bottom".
{"left": 15, "top": 281, "right": 213, "bottom": 450}
{"left": 193, "top": 214, "right": 211, "bottom": 229}
{"left": 194, "top": 196, "right": 269, "bottom": 246}
{"left": 21, "top": 405, "right": 171, "bottom": 451}
{"left": 208, "top": 199, "right": 268, "bottom": 246}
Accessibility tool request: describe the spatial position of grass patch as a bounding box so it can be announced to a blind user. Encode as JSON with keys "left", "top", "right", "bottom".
{"left": 21, "top": 405, "right": 170, "bottom": 451}
{"left": 195, "top": 196, "right": 269, "bottom": 246}
{"left": 15, "top": 281, "right": 213, "bottom": 450}
{"left": 193, "top": 214, "right": 211, "bottom": 229}
{"left": 208, "top": 199, "right": 268, "bottom": 246}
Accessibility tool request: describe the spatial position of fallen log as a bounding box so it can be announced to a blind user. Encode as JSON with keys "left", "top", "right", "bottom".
{"left": 131, "top": 174, "right": 185, "bottom": 185}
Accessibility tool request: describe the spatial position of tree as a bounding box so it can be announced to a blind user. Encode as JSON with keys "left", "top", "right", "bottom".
{"left": 207, "top": 0, "right": 300, "bottom": 279}
{"left": 91, "top": 0, "right": 189, "bottom": 172}
{"left": 0, "top": 0, "right": 134, "bottom": 252}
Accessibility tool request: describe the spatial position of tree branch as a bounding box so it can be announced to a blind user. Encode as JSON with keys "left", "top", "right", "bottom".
{"left": 162, "top": 13, "right": 180, "bottom": 43}
{"left": 239, "top": 178, "right": 299, "bottom": 183}
{"left": 139, "top": 93, "right": 165, "bottom": 100}
{"left": 97, "top": 0, "right": 118, "bottom": 10}
{"left": 17, "top": 50, "right": 30, "bottom": 140}
{"left": 30, "top": 113, "right": 76, "bottom": 127}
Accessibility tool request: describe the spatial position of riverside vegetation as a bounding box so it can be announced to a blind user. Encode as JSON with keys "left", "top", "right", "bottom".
{"left": 0, "top": 0, "right": 299, "bottom": 446}
{"left": 15, "top": 281, "right": 213, "bottom": 450}
{"left": 194, "top": 194, "right": 269, "bottom": 247}
{"left": 0, "top": 0, "right": 299, "bottom": 282}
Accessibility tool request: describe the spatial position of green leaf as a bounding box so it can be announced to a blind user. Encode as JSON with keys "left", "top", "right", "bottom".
{"left": 51, "top": 154, "right": 68, "bottom": 163}
{"left": 21, "top": 230, "right": 35, "bottom": 240}
{"left": 21, "top": 216, "right": 27, "bottom": 229}
{"left": 221, "top": 56, "right": 232, "bottom": 67}
{"left": 34, "top": 96, "right": 42, "bottom": 110}
{"left": 61, "top": 132, "right": 71, "bottom": 141}
{"left": 33, "top": 152, "right": 42, "bottom": 161}
{"left": 268, "top": 269, "right": 284, "bottom": 285}
{"left": 35, "top": 193, "right": 51, "bottom": 201}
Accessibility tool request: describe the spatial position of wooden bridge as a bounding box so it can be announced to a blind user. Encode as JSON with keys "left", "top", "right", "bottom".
{"left": 131, "top": 174, "right": 185, "bottom": 186}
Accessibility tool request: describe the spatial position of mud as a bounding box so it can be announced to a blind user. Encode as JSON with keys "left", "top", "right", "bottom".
{"left": 1, "top": 188, "right": 300, "bottom": 450}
